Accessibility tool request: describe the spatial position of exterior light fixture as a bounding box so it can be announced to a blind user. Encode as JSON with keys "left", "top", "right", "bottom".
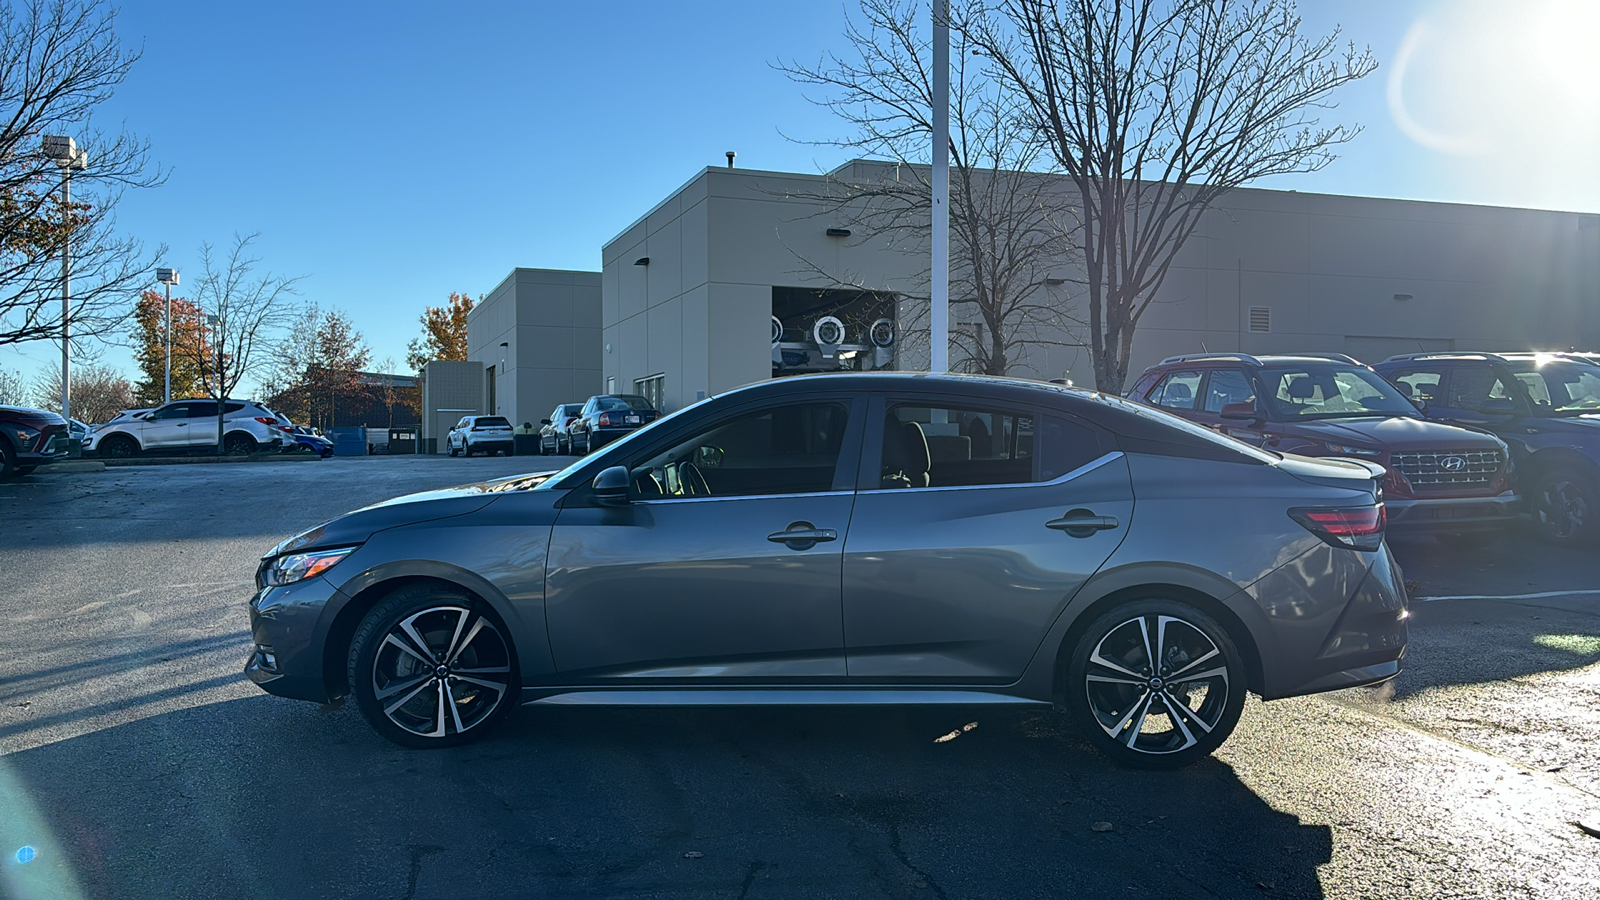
{"left": 156, "top": 268, "right": 180, "bottom": 403}
{"left": 634, "top": 257, "right": 649, "bottom": 266}
{"left": 826, "top": 228, "right": 851, "bottom": 237}
{"left": 1393, "top": 293, "right": 1413, "bottom": 301}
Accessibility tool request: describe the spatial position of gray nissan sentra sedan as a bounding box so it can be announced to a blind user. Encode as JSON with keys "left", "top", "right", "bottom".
{"left": 246, "top": 373, "right": 1407, "bottom": 768}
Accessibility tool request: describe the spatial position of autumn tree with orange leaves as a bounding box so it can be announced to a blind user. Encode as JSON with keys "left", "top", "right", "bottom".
{"left": 130, "top": 288, "right": 212, "bottom": 405}
{"left": 405, "top": 291, "right": 474, "bottom": 373}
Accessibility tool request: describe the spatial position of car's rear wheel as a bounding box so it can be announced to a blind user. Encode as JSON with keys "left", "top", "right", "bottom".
{"left": 1530, "top": 468, "right": 1595, "bottom": 545}
{"left": 98, "top": 434, "right": 139, "bottom": 459}
{"left": 1065, "top": 598, "right": 1246, "bottom": 769}
{"left": 224, "top": 432, "right": 257, "bottom": 455}
{"left": 348, "top": 586, "right": 519, "bottom": 748}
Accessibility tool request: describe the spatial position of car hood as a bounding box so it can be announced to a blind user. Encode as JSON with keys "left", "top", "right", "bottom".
{"left": 265, "top": 469, "right": 563, "bottom": 557}
{"left": 1283, "top": 416, "right": 1502, "bottom": 450}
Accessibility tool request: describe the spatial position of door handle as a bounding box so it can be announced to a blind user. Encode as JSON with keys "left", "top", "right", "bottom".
{"left": 1046, "top": 510, "right": 1119, "bottom": 537}
{"left": 766, "top": 523, "right": 838, "bottom": 550}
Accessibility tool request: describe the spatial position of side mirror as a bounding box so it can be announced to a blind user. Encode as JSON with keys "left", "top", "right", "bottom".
{"left": 540, "top": 418, "right": 552, "bottom": 426}
{"left": 1219, "top": 402, "right": 1258, "bottom": 421}
{"left": 591, "top": 465, "right": 632, "bottom": 507}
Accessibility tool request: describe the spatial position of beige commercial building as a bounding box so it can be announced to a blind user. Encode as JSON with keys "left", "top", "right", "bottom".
{"left": 601, "top": 160, "right": 1600, "bottom": 409}
{"left": 466, "top": 268, "right": 603, "bottom": 430}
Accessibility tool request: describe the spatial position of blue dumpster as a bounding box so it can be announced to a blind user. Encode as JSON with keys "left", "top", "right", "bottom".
{"left": 325, "top": 427, "right": 368, "bottom": 457}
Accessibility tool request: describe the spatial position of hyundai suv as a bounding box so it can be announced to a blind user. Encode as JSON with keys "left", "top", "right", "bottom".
{"left": 1374, "top": 352, "right": 1600, "bottom": 545}
{"left": 87, "top": 399, "right": 285, "bottom": 457}
{"left": 1129, "top": 353, "right": 1517, "bottom": 541}
{"left": 0, "top": 404, "right": 70, "bottom": 477}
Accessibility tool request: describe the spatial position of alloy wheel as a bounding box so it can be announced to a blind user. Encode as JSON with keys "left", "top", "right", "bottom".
{"left": 369, "top": 605, "right": 513, "bottom": 740}
{"left": 1534, "top": 473, "right": 1591, "bottom": 543}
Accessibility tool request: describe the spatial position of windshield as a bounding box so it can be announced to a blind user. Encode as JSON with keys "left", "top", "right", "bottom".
{"left": 1508, "top": 359, "right": 1600, "bottom": 415}
{"left": 1259, "top": 366, "right": 1417, "bottom": 420}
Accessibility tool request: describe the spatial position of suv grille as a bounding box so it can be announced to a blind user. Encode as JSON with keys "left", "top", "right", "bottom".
{"left": 1391, "top": 449, "right": 1502, "bottom": 491}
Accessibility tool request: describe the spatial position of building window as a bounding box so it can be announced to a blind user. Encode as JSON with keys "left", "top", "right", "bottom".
{"left": 605, "top": 376, "right": 617, "bottom": 394}
{"left": 635, "top": 373, "right": 666, "bottom": 411}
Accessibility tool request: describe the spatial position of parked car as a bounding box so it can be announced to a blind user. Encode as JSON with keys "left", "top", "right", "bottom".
{"left": 246, "top": 372, "right": 1408, "bottom": 768}
{"left": 570, "top": 393, "right": 661, "bottom": 453}
{"left": 86, "top": 399, "right": 284, "bottom": 458}
{"left": 445, "top": 415, "right": 515, "bottom": 457}
{"left": 539, "top": 403, "right": 584, "bottom": 455}
{"left": 1374, "top": 351, "right": 1600, "bottom": 545}
{"left": 1128, "top": 353, "right": 1518, "bottom": 543}
{"left": 284, "top": 426, "right": 334, "bottom": 459}
{"left": 0, "top": 404, "right": 70, "bottom": 477}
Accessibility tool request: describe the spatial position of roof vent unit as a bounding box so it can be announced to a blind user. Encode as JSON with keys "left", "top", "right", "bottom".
{"left": 1248, "top": 307, "right": 1271, "bottom": 333}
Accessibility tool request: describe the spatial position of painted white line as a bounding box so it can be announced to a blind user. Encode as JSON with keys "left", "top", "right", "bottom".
{"left": 1418, "top": 590, "right": 1600, "bottom": 602}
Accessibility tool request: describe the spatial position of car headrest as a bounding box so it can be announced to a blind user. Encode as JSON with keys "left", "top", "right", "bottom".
{"left": 1286, "top": 378, "right": 1317, "bottom": 400}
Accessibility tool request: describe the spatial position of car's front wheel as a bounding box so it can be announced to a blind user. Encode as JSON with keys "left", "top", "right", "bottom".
{"left": 1530, "top": 467, "right": 1595, "bottom": 546}
{"left": 98, "top": 434, "right": 140, "bottom": 459}
{"left": 348, "top": 586, "right": 519, "bottom": 748}
{"left": 1065, "top": 598, "right": 1246, "bottom": 769}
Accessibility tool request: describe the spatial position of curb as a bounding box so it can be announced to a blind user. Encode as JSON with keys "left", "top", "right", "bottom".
{"left": 95, "top": 452, "right": 325, "bottom": 467}
{"left": 35, "top": 460, "right": 107, "bottom": 474}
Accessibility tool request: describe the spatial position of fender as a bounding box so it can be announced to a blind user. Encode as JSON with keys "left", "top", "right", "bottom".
{"left": 1013, "top": 560, "right": 1276, "bottom": 703}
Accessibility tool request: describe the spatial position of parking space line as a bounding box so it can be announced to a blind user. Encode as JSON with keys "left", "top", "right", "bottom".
{"left": 1418, "top": 590, "right": 1600, "bottom": 602}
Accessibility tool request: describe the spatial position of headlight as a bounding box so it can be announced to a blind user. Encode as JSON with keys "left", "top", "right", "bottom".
{"left": 264, "top": 546, "right": 356, "bottom": 586}
{"left": 1324, "top": 442, "right": 1380, "bottom": 457}
{"left": 12, "top": 426, "right": 39, "bottom": 444}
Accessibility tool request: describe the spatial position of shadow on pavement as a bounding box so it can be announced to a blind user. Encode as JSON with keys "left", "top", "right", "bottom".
{"left": 2, "top": 699, "right": 1333, "bottom": 899}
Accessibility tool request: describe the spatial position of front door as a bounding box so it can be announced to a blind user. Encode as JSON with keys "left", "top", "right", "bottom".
{"left": 843, "top": 397, "right": 1134, "bottom": 682}
{"left": 142, "top": 403, "right": 194, "bottom": 449}
{"left": 544, "top": 397, "right": 863, "bottom": 681}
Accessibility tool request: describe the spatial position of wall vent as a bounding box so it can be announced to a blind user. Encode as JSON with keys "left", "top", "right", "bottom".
{"left": 1248, "top": 307, "right": 1271, "bottom": 333}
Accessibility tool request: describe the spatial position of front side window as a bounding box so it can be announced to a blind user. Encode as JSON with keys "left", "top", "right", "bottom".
{"left": 1150, "top": 370, "right": 1201, "bottom": 410}
{"left": 628, "top": 402, "right": 850, "bottom": 499}
{"left": 1509, "top": 359, "right": 1600, "bottom": 414}
{"left": 151, "top": 404, "right": 191, "bottom": 421}
{"left": 879, "top": 403, "right": 1036, "bottom": 489}
{"left": 1388, "top": 368, "right": 1444, "bottom": 404}
{"left": 1261, "top": 366, "right": 1416, "bottom": 419}
{"left": 1203, "top": 369, "right": 1256, "bottom": 413}
{"left": 1445, "top": 366, "right": 1516, "bottom": 412}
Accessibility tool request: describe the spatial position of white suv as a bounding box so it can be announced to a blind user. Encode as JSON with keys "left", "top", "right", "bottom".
{"left": 87, "top": 399, "right": 285, "bottom": 458}
{"left": 445, "top": 415, "right": 515, "bottom": 457}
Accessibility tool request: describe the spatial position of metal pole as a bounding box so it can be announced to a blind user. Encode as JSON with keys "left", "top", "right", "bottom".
{"left": 60, "top": 169, "right": 71, "bottom": 422}
{"left": 163, "top": 282, "right": 172, "bottom": 403}
{"left": 930, "top": 0, "right": 950, "bottom": 374}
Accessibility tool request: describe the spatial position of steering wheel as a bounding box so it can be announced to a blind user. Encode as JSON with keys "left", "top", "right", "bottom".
{"left": 679, "top": 462, "right": 712, "bottom": 497}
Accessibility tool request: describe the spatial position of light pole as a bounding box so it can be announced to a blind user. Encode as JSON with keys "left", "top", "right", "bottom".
{"left": 157, "top": 268, "right": 180, "bottom": 403}
{"left": 42, "top": 135, "right": 88, "bottom": 426}
{"left": 930, "top": 0, "right": 950, "bottom": 374}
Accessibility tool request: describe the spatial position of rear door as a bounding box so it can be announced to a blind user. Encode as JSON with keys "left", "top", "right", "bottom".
{"left": 841, "top": 393, "right": 1134, "bottom": 682}
{"left": 182, "top": 401, "right": 221, "bottom": 448}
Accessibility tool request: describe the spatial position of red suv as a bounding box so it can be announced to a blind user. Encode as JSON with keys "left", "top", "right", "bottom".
{"left": 1, "top": 404, "right": 70, "bottom": 478}
{"left": 1128, "top": 353, "right": 1518, "bottom": 542}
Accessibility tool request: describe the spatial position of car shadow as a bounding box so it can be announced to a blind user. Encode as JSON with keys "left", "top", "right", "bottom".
{"left": 0, "top": 699, "right": 1333, "bottom": 899}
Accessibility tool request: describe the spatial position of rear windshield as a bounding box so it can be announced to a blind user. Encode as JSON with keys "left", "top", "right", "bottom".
{"left": 560, "top": 404, "right": 583, "bottom": 416}
{"left": 475, "top": 417, "right": 511, "bottom": 428}
{"left": 595, "top": 396, "right": 653, "bottom": 412}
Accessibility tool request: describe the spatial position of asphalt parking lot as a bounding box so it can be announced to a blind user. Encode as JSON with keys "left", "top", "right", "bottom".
{"left": 1, "top": 456, "right": 1598, "bottom": 898}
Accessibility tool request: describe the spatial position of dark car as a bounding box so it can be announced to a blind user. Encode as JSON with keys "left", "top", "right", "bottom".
{"left": 570, "top": 393, "right": 660, "bottom": 454}
{"left": 1128, "top": 353, "right": 1518, "bottom": 542}
{"left": 1374, "top": 352, "right": 1600, "bottom": 545}
{"left": 0, "top": 404, "right": 70, "bottom": 478}
{"left": 246, "top": 372, "right": 1407, "bottom": 769}
{"left": 538, "top": 403, "right": 584, "bottom": 455}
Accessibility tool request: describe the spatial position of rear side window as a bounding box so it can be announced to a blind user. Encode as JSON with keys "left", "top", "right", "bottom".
{"left": 1150, "top": 371, "right": 1201, "bottom": 410}
{"left": 880, "top": 403, "right": 1034, "bottom": 489}
{"left": 1039, "top": 415, "right": 1104, "bottom": 480}
{"left": 1446, "top": 366, "right": 1514, "bottom": 410}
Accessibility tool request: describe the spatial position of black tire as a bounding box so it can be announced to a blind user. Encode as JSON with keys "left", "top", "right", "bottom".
{"left": 98, "top": 434, "right": 140, "bottom": 459}
{"left": 1065, "top": 598, "right": 1246, "bottom": 770}
{"left": 223, "top": 432, "right": 257, "bottom": 455}
{"left": 558, "top": 436, "right": 569, "bottom": 455}
{"left": 13, "top": 465, "right": 37, "bottom": 476}
{"left": 348, "top": 585, "right": 520, "bottom": 748}
{"left": 447, "top": 441, "right": 458, "bottom": 457}
{"left": 0, "top": 440, "right": 16, "bottom": 478}
{"left": 1529, "top": 468, "right": 1596, "bottom": 546}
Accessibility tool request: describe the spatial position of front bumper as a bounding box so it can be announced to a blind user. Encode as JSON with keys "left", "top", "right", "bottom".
{"left": 1385, "top": 491, "right": 1519, "bottom": 533}
{"left": 244, "top": 574, "right": 347, "bottom": 704}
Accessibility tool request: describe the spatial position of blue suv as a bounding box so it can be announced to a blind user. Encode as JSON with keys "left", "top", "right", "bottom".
{"left": 1374, "top": 352, "right": 1600, "bottom": 545}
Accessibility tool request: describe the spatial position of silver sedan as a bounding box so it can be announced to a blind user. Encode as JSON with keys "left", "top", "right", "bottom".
{"left": 246, "top": 373, "right": 1407, "bottom": 768}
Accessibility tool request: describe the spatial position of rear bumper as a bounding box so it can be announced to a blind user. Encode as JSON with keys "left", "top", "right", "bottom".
{"left": 467, "top": 438, "right": 514, "bottom": 452}
{"left": 1385, "top": 492, "right": 1519, "bottom": 533}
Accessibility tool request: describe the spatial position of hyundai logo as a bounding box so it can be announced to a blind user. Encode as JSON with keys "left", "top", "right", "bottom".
{"left": 1440, "top": 456, "right": 1468, "bottom": 472}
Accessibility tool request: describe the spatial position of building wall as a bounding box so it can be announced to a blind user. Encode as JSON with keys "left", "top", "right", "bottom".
{"left": 602, "top": 161, "right": 1600, "bottom": 396}
{"left": 419, "top": 359, "right": 484, "bottom": 454}
{"left": 468, "top": 268, "right": 603, "bottom": 428}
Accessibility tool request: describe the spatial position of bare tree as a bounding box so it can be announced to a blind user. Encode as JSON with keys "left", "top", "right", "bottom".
{"left": 0, "top": 366, "right": 26, "bottom": 404}
{"left": 960, "top": 0, "right": 1376, "bottom": 391}
{"left": 31, "top": 358, "right": 129, "bottom": 422}
{"left": 0, "top": 0, "right": 164, "bottom": 348}
{"left": 778, "top": 0, "right": 1081, "bottom": 377}
{"left": 175, "top": 234, "right": 300, "bottom": 453}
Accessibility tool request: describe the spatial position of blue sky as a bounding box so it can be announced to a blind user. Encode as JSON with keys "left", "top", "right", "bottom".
{"left": 3, "top": 0, "right": 1597, "bottom": 388}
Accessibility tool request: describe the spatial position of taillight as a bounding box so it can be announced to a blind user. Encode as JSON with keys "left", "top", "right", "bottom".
{"left": 1290, "top": 505, "right": 1386, "bottom": 552}
{"left": 598, "top": 413, "right": 612, "bottom": 426}
{"left": 254, "top": 417, "right": 276, "bottom": 425}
